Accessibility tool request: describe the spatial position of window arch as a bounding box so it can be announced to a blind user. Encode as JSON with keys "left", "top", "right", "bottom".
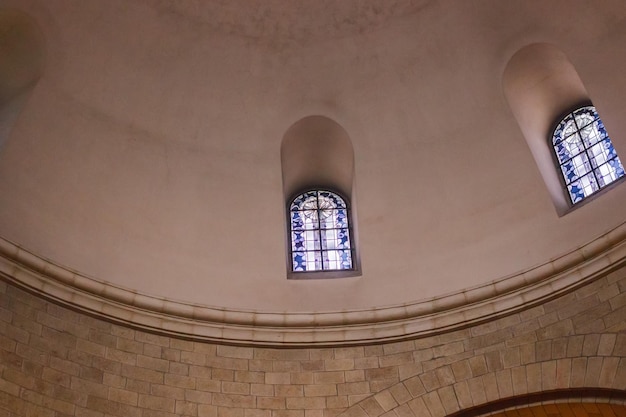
{"left": 280, "top": 116, "right": 360, "bottom": 278}
{"left": 289, "top": 190, "right": 354, "bottom": 272}
{"left": 552, "top": 105, "right": 625, "bottom": 204}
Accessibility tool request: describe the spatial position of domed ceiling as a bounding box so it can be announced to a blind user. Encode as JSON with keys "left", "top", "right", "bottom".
{"left": 0, "top": 0, "right": 625, "bottom": 344}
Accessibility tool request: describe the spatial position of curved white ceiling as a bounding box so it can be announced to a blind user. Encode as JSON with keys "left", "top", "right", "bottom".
{"left": 0, "top": 0, "right": 625, "bottom": 322}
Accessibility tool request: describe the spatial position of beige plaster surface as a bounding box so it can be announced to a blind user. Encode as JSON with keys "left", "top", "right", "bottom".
{"left": 0, "top": 0, "right": 626, "bottom": 313}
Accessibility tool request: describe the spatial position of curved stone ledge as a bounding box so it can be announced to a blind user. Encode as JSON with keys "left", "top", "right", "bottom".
{"left": 0, "top": 222, "right": 625, "bottom": 346}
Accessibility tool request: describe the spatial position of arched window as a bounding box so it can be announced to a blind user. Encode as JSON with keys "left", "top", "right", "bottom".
{"left": 289, "top": 190, "right": 354, "bottom": 272}
{"left": 552, "top": 105, "right": 625, "bottom": 204}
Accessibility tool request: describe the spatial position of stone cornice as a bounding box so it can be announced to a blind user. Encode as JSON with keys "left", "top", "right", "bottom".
{"left": 1, "top": 223, "right": 625, "bottom": 346}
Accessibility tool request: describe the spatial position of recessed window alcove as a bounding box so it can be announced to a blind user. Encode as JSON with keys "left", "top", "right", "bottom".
{"left": 280, "top": 116, "right": 360, "bottom": 278}
{"left": 503, "top": 43, "right": 624, "bottom": 215}
{"left": 0, "top": 9, "right": 45, "bottom": 150}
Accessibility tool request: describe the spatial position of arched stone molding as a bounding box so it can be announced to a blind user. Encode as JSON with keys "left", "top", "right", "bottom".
{"left": 449, "top": 390, "right": 626, "bottom": 417}
{"left": 1, "top": 219, "right": 626, "bottom": 345}
{"left": 335, "top": 360, "right": 626, "bottom": 417}
{"left": 0, "top": 8, "right": 45, "bottom": 150}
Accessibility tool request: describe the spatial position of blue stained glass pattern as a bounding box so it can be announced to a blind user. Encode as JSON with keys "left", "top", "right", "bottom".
{"left": 552, "top": 106, "right": 625, "bottom": 204}
{"left": 289, "top": 190, "right": 354, "bottom": 272}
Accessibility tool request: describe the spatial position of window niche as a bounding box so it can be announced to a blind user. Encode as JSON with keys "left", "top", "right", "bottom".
{"left": 280, "top": 116, "right": 360, "bottom": 278}
{"left": 503, "top": 43, "right": 623, "bottom": 215}
{"left": 0, "top": 9, "right": 45, "bottom": 150}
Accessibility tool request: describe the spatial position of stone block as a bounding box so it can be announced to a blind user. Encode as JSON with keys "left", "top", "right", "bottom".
{"left": 176, "top": 400, "right": 198, "bottom": 416}
{"left": 510, "top": 367, "right": 527, "bottom": 396}
{"left": 438, "top": 386, "right": 459, "bottom": 415}
{"left": 234, "top": 371, "right": 265, "bottom": 384}
{"left": 116, "top": 337, "right": 143, "bottom": 355}
{"left": 598, "top": 334, "right": 617, "bottom": 356}
{"left": 286, "top": 397, "right": 326, "bottom": 410}
{"left": 169, "top": 361, "right": 189, "bottom": 376}
{"left": 138, "top": 394, "right": 176, "bottom": 413}
{"left": 555, "top": 358, "right": 571, "bottom": 389}
{"left": 570, "top": 357, "right": 587, "bottom": 387}
{"left": 484, "top": 350, "right": 503, "bottom": 372}
{"left": 334, "top": 347, "right": 364, "bottom": 359}
{"left": 354, "top": 357, "right": 379, "bottom": 370}
{"left": 274, "top": 361, "right": 301, "bottom": 373}
{"left": 408, "top": 397, "right": 432, "bottom": 417}
{"left": 251, "top": 383, "right": 275, "bottom": 397}
{"left": 502, "top": 347, "right": 520, "bottom": 369}
{"left": 258, "top": 397, "right": 287, "bottom": 410}
{"left": 365, "top": 367, "right": 397, "bottom": 381}
{"left": 219, "top": 407, "right": 245, "bottom": 417}
{"left": 223, "top": 381, "right": 251, "bottom": 395}
{"left": 302, "top": 361, "right": 325, "bottom": 372}
{"left": 326, "top": 395, "right": 349, "bottom": 409}
{"left": 305, "top": 384, "right": 337, "bottom": 397}
{"left": 599, "top": 356, "right": 619, "bottom": 387}
{"left": 199, "top": 404, "right": 218, "bottom": 417}
{"left": 345, "top": 370, "right": 365, "bottom": 383}
{"left": 217, "top": 345, "right": 254, "bottom": 360}
{"left": 382, "top": 341, "right": 415, "bottom": 355}
{"left": 107, "top": 388, "right": 139, "bottom": 406}
{"left": 369, "top": 378, "right": 398, "bottom": 393}
{"left": 152, "top": 383, "right": 185, "bottom": 400}
{"left": 121, "top": 364, "right": 164, "bottom": 384}
{"left": 212, "top": 393, "right": 256, "bottom": 409}
{"left": 314, "top": 371, "right": 345, "bottom": 385}
{"left": 325, "top": 359, "right": 355, "bottom": 371}
{"left": 137, "top": 354, "right": 169, "bottom": 372}
{"left": 467, "top": 377, "right": 486, "bottom": 406}
{"left": 378, "top": 352, "right": 412, "bottom": 368}
{"left": 373, "top": 390, "right": 397, "bottom": 412}
{"left": 388, "top": 383, "right": 411, "bottom": 405}
{"left": 197, "top": 378, "right": 222, "bottom": 393}
{"left": 397, "top": 363, "right": 422, "bottom": 381}
{"left": 453, "top": 381, "right": 472, "bottom": 410}
{"left": 360, "top": 396, "right": 385, "bottom": 417}
{"left": 337, "top": 381, "right": 370, "bottom": 396}
{"left": 276, "top": 384, "right": 304, "bottom": 397}
{"left": 419, "top": 371, "right": 439, "bottom": 392}
{"left": 434, "top": 366, "right": 455, "bottom": 387}
{"left": 583, "top": 356, "right": 603, "bottom": 387}
{"left": 468, "top": 356, "right": 487, "bottom": 377}
{"left": 582, "top": 334, "right": 601, "bottom": 356}
{"left": 392, "top": 403, "right": 412, "bottom": 417}
{"left": 185, "top": 389, "right": 213, "bottom": 404}
{"left": 255, "top": 349, "right": 309, "bottom": 361}
{"left": 541, "top": 360, "right": 557, "bottom": 390}
{"left": 272, "top": 410, "right": 305, "bottom": 417}
{"left": 403, "top": 376, "right": 425, "bottom": 398}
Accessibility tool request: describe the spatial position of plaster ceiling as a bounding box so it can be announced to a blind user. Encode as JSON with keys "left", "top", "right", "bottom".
{"left": 0, "top": 0, "right": 625, "bottom": 321}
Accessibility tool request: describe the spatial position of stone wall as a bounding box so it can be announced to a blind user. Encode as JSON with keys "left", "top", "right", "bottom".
{"left": 0, "top": 265, "right": 625, "bottom": 417}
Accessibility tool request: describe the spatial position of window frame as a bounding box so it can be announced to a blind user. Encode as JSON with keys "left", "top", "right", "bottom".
{"left": 550, "top": 102, "right": 626, "bottom": 210}
{"left": 286, "top": 188, "right": 360, "bottom": 279}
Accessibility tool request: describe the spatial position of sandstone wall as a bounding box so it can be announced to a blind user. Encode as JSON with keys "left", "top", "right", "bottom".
{"left": 0, "top": 266, "right": 625, "bottom": 417}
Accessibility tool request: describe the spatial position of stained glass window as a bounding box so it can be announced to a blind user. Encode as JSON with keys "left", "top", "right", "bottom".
{"left": 289, "top": 190, "right": 354, "bottom": 272}
{"left": 552, "top": 105, "right": 625, "bottom": 204}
